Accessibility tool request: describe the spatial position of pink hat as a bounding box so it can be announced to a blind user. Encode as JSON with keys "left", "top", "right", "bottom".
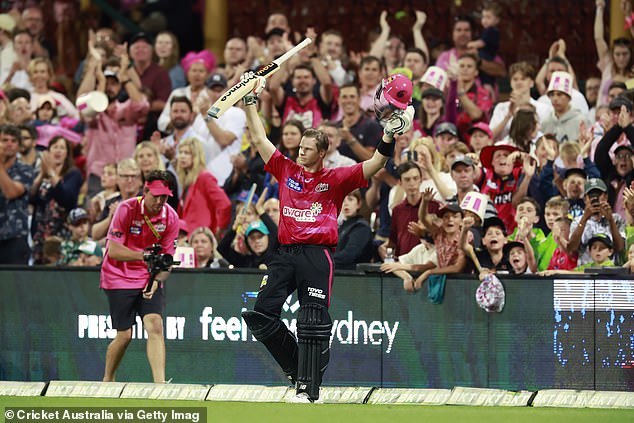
{"left": 145, "top": 180, "right": 173, "bottom": 197}
{"left": 181, "top": 50, "right": 216, "bottom": 74}
{"left": 547, "top": 71, "right": 573, "bottom": 97}
{"left": 468, "top": 122, "right": 493, "bottom": 139}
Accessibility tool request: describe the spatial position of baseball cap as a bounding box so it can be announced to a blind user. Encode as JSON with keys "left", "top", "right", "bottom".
{"left": 483, "top": 216, "right": 507, "bottom": 236}
{"left": 503, "top": 240, "right": 526, "bottom": 255}
{"left": 479, "top": 144, "right": 519, "bottom": 170}
{"left": 614, "top": 144, "right": 634, "bottom": 155}
{"left": 245, "top": 220, "right": 270, "bottom": 237}
{"left": 609, "top": 95, "right": 633, "bottom": 112}
{"left": 564, "top": 168, "right": 587, "bottom": 180}
{"left": 206, "top": 73, "right": 228, "bottom": 89}
{"left": 129, "top": 32, "right": 153, "bottom": 46}
{"left": 76, "top": 239, "right": 103, "bottom": 258}
{"left": 67, "top": 208, "right": 89, "bottom": 225}
{"left": 433, "top": 122, "right": 458, "bottom": 137}
{"left": 468, "top": 122, "right": 493, "bottom": 139}
{"left": 584, "top": 178, "right": 608, "bottom": 196}
{"left": 450, "top": 154, "right": 474, "bottom": 170}
{"left": 421, "top": 87, "right": 443, "bottom": 99}
{"left": 236, "top": 189, "right": 259, "bottom": 204}
{"left": 437, "top": 202, "right": 463, "bottom": 217}
{"left": 103, "top": 69, "right": 119, "bottom": 81}
{"left": 145, "top": 180, "right": 173, "bottom": 197}
{"left": 264, "top": 27, "right": 286, "bottom": 41}
{"left": 587, "top": 233, "right": 613, "bottom": 250}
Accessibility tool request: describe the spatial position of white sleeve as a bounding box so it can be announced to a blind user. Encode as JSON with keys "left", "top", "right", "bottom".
{"left": 489, "top": 102, "right": 510, "bottom": 141}
{"left": 157, "top": 90, "right": 177, "bottom": 132}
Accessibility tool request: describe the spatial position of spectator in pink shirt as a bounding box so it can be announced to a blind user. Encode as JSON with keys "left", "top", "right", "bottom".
{"left": 77, "top": 51, "right": 149, "bottom": 198}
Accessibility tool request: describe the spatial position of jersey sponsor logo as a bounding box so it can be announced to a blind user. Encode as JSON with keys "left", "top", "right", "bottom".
{"left": 286, "top": 177, "right": 302, "bottom": 192}
{"left": 493, "top": 192, "right": 513, "bottom": 205}
{"left": 130, "top": 226, "right": 142, "bottom": 235}
{"left": 132, "top": 220, "right": 143, "bottom": 226}
{"left": 307, "top": 286, "right": 326, "bottom": 299}
{"left": 155, "top": 223, "right": 166, "bottom": 232}
{"left": 282, "top": 202, "right": 323, "bottom": 222}
{"left": 109, "top": 229, "right": 123, "bottom": 238}
{"left": 315, "top": 183, "right": 329, "bottom": 193}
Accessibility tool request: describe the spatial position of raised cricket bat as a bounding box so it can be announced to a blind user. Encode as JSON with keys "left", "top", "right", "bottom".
{"left": 206, "top": 38, "right": 313, "bottom": 119}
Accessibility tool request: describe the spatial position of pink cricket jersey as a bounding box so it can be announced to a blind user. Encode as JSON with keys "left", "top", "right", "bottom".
{"left": 100, "top": 196, "right": 179, "bottom": 289}
{"left": 265, "top": 150, "right": 367, "bottom": 246}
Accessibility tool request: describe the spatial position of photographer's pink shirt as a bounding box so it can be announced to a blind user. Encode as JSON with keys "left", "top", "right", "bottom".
{"left": 100, "top": 196, "right": 178, "bottom": 290}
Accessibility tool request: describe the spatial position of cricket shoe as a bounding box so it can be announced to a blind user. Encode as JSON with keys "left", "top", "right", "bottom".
{"left": 286, "top": 392, "right": 314, "bottom": 403}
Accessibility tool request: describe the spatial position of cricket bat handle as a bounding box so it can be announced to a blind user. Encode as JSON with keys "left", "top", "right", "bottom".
{"left": 465, "top": 244, "right": 482, "bottom": 272}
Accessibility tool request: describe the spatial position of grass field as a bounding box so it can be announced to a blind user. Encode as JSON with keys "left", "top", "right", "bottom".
{"left": 1, "top": 396, "right": 634, "bottom": 423}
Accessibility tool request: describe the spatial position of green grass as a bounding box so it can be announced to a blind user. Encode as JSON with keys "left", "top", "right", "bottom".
{"left": 1, "top": 396, "right": 633, "bottom": 423}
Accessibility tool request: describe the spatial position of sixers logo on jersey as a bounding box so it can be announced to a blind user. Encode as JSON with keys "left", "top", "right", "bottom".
{"left": 286, "top": 177, "right": 302, "bottom": 192}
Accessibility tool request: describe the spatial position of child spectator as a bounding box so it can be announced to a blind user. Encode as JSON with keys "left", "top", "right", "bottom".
{"left": 71, "top": 239, "right": 103, "bottom": 267}
{"left": 541, "top": 71, "right": 584, "bottom": 143}
{"left": 463, "top": 216, "right": 511, "bottom": 273}
{"left": 546, "top": 216, "right": 578, "bottom": 271}
{"left": 508, "top": 197, "right": 549, "bottom": 271}
{"left": 540, "top": 195, "right": 569, "bottom": 258}
{"left": 89, "top": 163, "right": 119, "bottom": 221}
{"left": 414, "top": 189, "right": 466, "bottom": 289}
{"left": 476, "top": 144, "right": 536, "bottom": 233}
{"left": 468, "top": 122, "right": 493, "bottom": 155}
{"left": 42, "top": 235, "right": 63, "bottom": 266}
{"left": 562, "top": 168, "right": 586, "bottom": 219}
{"left": 60, "top": 208, "right": 91, "bottom": 265}
{"left": 504, "top": 241, "right": 536, "bottom": 274}
{"left": 459, "top": 191, "right": 491, "bottom": 248}
{"left": 541, "top": 233, "right": 615, "bottom": 275}
{"left": 467, "top": 1, "right": 501, "bottom": 91}
{"left": 33, "top": 95, "right": 57, "bottom": 126}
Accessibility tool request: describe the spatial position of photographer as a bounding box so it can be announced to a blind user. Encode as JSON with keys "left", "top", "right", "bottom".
{"left": 100, "top": 170, "right": 178, "bottom": 383}
{"left": 568, "top": 178, "right": 625, "bottom": 266}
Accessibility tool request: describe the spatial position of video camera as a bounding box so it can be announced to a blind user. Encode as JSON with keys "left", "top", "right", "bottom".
{"left": 143, "top": 244, "right": 180, "bottom": 293}
{"left": 143, "top": 244, "right": 179, "bottom": 274}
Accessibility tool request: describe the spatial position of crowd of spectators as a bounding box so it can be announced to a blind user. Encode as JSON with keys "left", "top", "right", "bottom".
{"left": 1, "top": 2, "right": 634, "bottom": 288}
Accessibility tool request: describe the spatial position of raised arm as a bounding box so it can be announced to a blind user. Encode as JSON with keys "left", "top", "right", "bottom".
{"left": 369, "top": 11, "right": 391, "bottom": 60}
{"left": 595, "top": 0, "right": 610, "bottom": 67}
{"left": 242, "top": 73, "right": 277, "bottom": 164}
{"left": 412, "top": 10, "right": 430, "bottom": 63}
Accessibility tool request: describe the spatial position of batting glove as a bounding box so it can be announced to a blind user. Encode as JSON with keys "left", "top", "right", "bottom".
{"left": 241, "top": 71, "right": 267, "bottom": 106}
{"left": 383, "top": 105, "right": 415, "bottom": 137}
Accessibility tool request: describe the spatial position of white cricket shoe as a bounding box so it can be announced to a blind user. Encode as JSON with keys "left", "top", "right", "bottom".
{"left": 287, "top": 392, "right": 314, "bottom": 403}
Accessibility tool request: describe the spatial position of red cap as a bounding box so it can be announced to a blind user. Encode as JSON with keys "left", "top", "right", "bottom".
{"left": 145, "top": 180, "right": 173, "bottom": 197}
{"left": 468, "top": 122, "right": 493, "bottom": 139}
